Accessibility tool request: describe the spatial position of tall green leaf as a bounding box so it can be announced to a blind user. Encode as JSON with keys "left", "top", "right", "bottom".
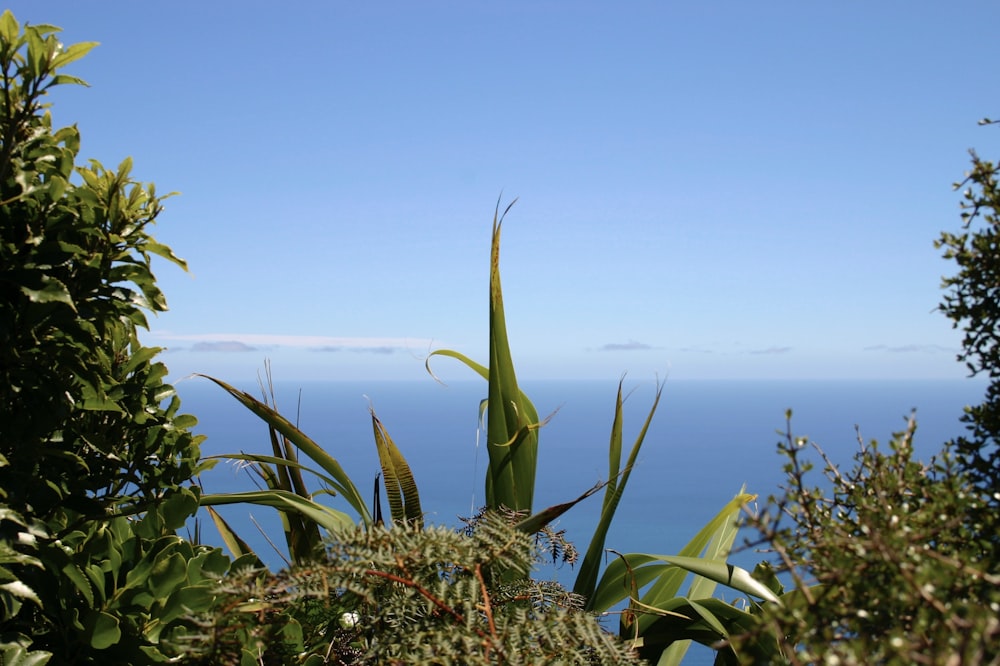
{"left": 424, "top": 201, "right": 542, "bottom": 514}
{"left": 588, "top": 491, "right": 762, "bottom": 664}
{"left": 575, "top": 378, "right": 664, "bottom": 601}
{"left": 485, "top": 200, "right": 540, "bottom": 513}
{"left": 204, "top": 506, "right": 263, "bottom": 566}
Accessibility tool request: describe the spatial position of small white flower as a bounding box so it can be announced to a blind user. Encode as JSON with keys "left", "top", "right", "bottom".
{"left": 340, "top": 611, "right": 360, "bottom": 629}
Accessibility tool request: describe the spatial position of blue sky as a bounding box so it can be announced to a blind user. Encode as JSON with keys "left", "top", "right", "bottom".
{"left": 11, "top": 2, "right": 998, "bottom": 381}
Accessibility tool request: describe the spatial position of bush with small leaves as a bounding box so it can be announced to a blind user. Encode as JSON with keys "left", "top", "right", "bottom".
{"left": 741, "top": 415, "right": 1000, "bottom": 664}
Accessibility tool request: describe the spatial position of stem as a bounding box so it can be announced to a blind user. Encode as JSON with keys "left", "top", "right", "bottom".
{"left": 362, "top": 568, "right": 486, "bottom": 639}
{"left": 475, "top": 563, "right": 497, "bottom": 637}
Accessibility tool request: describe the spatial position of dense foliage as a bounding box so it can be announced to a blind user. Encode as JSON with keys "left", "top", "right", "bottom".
{"left": 4, "top": 10, "right": 999, "bottom": 664}
{"left": 0, "top": 12, "right": 236, "bottom": 663}
{"left": 938, "top": 126, "right": 1000, "bottom": 560}
{"left": 743, "top": 416, "right": 999, "bottom": 664}
{"left": 179, "top": 511, "right": 643, "bottom": 665}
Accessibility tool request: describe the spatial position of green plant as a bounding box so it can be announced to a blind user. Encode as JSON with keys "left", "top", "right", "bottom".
{"left": 741, "top": 414, "right": 999, "bottom": 664}
{"left": 938, "top": 121, "right": 1000, "bottom": 559}
{"left": 179, "top": 511, "right": 644, "bottom": 665}
{"left": 197, "top": 201, "right": 782, "bottom": 664}
{"left": 0, "top": 12, "right": 233, "bottom": 662}
{"left": 425, "top": 203, "right": 778, "bottom": 665}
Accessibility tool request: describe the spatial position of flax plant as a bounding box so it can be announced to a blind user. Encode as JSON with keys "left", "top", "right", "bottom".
{"left": 198, "top": 201, "right": 783, "bottom": 663}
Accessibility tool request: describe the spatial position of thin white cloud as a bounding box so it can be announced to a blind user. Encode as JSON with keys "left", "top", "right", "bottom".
{"left": 864, "top": 344, "right": 955, "bottom": 353}
{"left": 352, "top": 346, "right": 396, "bottom": 355}
{"left": 748, "top": 346, "right": 792, "bottom": 355}
{"left": 154, "top": 333, "right": 432, "bottom": 350}
{"left": 308, "top": 345, "right": 398, "bottom": 355}
{"left": 190, "top": 341, "right": 257, "bottom": 353}
{"left": 599, "top": 340, "right": 653, "bottom": 352}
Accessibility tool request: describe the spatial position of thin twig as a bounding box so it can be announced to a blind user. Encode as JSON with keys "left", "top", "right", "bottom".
{"left": 361, "top": 569, "right": 485, "bottom": 638}
{"left": 475, "top": 563, "right": 497, "bottom": 638}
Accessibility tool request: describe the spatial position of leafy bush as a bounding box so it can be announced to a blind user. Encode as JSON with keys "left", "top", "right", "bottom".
{"left": 0, "top": 12, "right": 235, "bottom": 662}
{"left": 938, "top": 124, "right": 1000, "bottom": 562}
{"left": 743, "top": 415, "right": 999, "bottom": 664}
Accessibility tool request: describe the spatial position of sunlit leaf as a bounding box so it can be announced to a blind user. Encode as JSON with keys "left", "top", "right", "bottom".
{"left": 200, "top": 490, "right": 356, "bottom": 533}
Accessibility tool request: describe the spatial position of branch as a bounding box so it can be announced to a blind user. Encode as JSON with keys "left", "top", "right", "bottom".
{"left": 362, "top": 568, "right": 485, "bottom": 638}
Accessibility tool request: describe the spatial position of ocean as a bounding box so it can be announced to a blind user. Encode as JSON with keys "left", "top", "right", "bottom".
{"left": 176, "top": 377, "right": 986, "bottom": 662}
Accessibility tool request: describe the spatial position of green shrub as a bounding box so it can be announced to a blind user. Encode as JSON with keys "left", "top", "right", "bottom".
{"left": 743, "top": 415, "right": 999, "bottom": 664}
{"left": 0, "top": 11, "right": 235, "bottom": 662}
{"left": 938, "top": 124, "right": 1000, "bottom": 562}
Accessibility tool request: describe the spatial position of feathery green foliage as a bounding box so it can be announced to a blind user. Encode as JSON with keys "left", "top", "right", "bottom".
{"left": 177, "top": 512, "right": 644, "bottom": 665}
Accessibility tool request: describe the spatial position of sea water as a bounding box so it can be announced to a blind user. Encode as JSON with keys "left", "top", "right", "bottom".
{"left": 177, "top": 377, "right": 986, "bottom": 662}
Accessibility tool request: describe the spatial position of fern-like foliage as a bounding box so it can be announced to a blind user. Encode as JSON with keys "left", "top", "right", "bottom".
{"left": 175, "top": 511, "right": 643, "bottom": 665}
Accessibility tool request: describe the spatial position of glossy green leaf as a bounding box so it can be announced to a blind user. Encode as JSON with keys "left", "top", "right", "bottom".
{"left": 20, "top": 276, "right": 74, "bottom": 309}
{"left": 48, "top": 73, "right": 88, "bottom": 87}
{"left": 84, "top": 611, "right": 121, "bottom": 650}
{"left": 0, "top": 11, "right": 19, "bottom": 45}
{"left": 61, "top": 563, "right": 94, "bottom": 608}
{"left": 0, "top": 580, "right": 42, "bottom": 607}
{"left": 0, "top": 644, "right": 53, "bottom": 666}
{"left": 149, "top": 550, "right": 187, "bottom": 599}
{"left": 160, "top": 487, "right": 199, "bottom": 529}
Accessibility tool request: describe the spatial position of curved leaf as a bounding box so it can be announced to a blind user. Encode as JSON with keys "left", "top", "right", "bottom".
{"left": 655, "top": 556, "right": 780, "bottom": 604}
{"left": 197, "top": 375, "right": 372, "bottom": 524}
{"left": 590, "top": 491, "right": 754, "bottom": 613}
{"left": 200, "top": 490, "right": 355, "bottom": 533}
